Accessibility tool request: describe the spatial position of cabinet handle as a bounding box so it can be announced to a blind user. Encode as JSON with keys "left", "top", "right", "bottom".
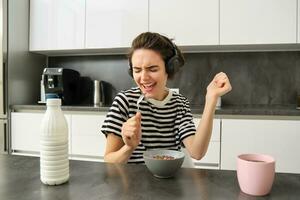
{"left": 70, "top": 154, "right": 104, "bottom": 161}
{"left": 0, "top": 62, "right": 7, "bottom": 116}
{"left": 194, "top": 162, "right": 219, "bottom": 167}
{"left": 3, "top": 122, "right": 7, "bottom": 152}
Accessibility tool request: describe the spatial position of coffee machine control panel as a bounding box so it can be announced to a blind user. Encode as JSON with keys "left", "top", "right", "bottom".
{"left": 42, "top": 68, "right": 80, "bottom": 105}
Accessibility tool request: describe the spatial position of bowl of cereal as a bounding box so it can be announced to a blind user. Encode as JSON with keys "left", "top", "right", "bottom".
{"left": 143, "top": 149, "right": 185, "bottom": 178}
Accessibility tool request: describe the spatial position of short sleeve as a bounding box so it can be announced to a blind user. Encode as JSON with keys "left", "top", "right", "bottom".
{"left": 178, "top": 98, "right": 196, "bottom": 142}
{"left": 101, "top": 92, "right": 129, "bottom": 137}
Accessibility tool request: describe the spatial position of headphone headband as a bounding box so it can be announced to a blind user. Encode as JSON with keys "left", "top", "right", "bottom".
{"left": 128, "top": 35, "right": 184, "bottom": 78}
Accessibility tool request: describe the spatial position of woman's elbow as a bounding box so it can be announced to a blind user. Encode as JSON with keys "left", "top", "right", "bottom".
{"left": 191, "top": 154, "right": 204, "bottom": 161}
{"left": 104, "top": 154, "right": 115, "bottom": 163}
{"left": 190, "top": 150, "right": 207, "bottom": 160}
{"left": 103, "top": 155, "right": 109, "bottom": 162}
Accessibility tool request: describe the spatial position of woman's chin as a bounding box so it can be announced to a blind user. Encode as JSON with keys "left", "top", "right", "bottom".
{"left": 144, "top": 93, "right": 153, "bottom": 98}
{"left": 141, "top": 88, "right": 154, "bottom": 96}
{"left": 140, "top": 87, "right": 159, "bottom": 99}
{"left": 144, "top": 91, "right": 158, "bottom": 99}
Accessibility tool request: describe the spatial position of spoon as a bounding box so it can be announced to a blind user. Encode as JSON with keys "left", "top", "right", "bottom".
{"left": 136, "top": 94, "right": 144, "bottom": 112}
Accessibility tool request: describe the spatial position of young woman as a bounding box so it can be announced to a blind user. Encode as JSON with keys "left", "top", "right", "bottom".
{"left": 101, "top": 32, "right": 232, "bottom": 164}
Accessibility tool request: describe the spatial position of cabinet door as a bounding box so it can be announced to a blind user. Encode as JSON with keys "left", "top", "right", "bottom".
{"left": 149, "top": 0, "right": 219, "bottom": 46}
{"left": 30, "top": 0, "right": 85, "bottom": 51}
{"left": 298, "top": 2, "right": 300, "bottom": 43}
{"left": 193, "top": 118, "right": 220, "bottom": 142}
{"left": 11, "top": 112, "right": 71, "bottom": 155}
{"left": 71, "top": 114, "right": 106, "bottom": 160}
{"left": 220, "top": 0, "right": 297, "bottom": 44}
{"left": 85, "top": 0, "right": 148, "bottom": 48}
{"left": 221, "top": 119, "right": 300, "bottom": 173}
{"left": 182, "top": 118, "right": 221, "bottom": 169}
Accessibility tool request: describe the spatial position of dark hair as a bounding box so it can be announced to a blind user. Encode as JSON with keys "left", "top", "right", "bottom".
{"left": 128, "top": 32, "right": 184, "bottom": 79}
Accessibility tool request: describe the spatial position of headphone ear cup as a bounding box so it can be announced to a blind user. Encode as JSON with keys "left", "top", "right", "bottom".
{"left": 167, "top": 55, "right": 183, "bottom": 75}
{"left": 166, "top": 57, "right": 175, "bottom": 74}
{"left": 128, "top": 67, "right": 133, "bottom": 77}
{"left": 128, "top": 60, "right": 133, "bottom": 77}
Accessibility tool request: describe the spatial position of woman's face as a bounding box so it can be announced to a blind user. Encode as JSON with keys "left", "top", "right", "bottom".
{"left": 131, "top": 49, "right": 168, "bottom": 100}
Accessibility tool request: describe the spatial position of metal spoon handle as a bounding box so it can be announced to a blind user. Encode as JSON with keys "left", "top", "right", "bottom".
{"left": 137, "top": 94, "right": 144, "bottom": 112}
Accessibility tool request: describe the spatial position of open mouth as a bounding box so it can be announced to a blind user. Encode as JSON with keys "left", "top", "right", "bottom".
{"left": 141, "top": 83, "right": 156, "bottom": 93}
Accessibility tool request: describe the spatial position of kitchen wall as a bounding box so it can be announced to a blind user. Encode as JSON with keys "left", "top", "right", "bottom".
{"left": 8, "top": 0, "right": 46, "bottom": 106}
{"left": 48, "top": 51, "right": 300, "bottom": 108}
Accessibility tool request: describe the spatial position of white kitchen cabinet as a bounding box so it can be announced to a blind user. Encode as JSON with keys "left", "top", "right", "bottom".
{"left": 149, "top": 0, "right": 219, "bottom": 46}
{"left": 29, "top": 0, "right": 85, "bottom": 51}
{"left": 85, "top": 0, "right": 148, "bottom": 48}
{"left": 11, "top": 112, "right": 71, "bottom": 156}
{"left": 71, "top": 114, "right": 106, "bottom": 161}
{"left": 220, "top": 0, "right": 297, "bottom": 45}
{"left": 221, "top": 119, "right": 300, "bottom": 173}
{"left": 182, "top": 118, "right": 221, "bottom": 169}
{"left": 298, "top": 1, "right": 300, "bottom": 43}
{"left": 11, "top": 112, "right": 106, "bottom": 161}
{"left": 29, "top": 0, "right": 300, "bottom": 53}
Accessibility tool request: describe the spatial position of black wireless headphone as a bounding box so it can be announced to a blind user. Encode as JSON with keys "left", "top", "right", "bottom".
{"left": 128, "top": 37, "right": 184, "bottom": 78}
{"left": 165, "top": 40, "right": 184, "bottom": 76}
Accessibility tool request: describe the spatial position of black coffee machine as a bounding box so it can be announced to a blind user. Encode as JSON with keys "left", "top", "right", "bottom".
{"left": 43, "top": 68, "right": 80, "bottom": 105}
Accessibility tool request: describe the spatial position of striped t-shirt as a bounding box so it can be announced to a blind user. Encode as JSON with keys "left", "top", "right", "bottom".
{"left": 101, "top": 87, "right": 196, "bottom": 164}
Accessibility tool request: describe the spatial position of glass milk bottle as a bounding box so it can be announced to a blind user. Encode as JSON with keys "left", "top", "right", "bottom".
{"left": 40, "top": 98, "right": 69, "bottom": 185}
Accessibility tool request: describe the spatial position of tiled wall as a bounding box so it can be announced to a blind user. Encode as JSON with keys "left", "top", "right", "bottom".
{"left": 49, "top": 51, "right": 300, "bottom": 107}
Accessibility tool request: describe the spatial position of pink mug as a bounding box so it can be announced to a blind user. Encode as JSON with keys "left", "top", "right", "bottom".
{"left": 237, "top": 154, "right": 275, "bottom": 196}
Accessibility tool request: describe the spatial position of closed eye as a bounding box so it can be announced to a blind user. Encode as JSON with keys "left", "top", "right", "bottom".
{"left": 133, "top": 65, "right": 159, "bottom": 73}
{"left": 147, "top": 66, "right": 159, "bottom": 72}
{"left": 133, "top": 67, "right": 142, "bottom": 73}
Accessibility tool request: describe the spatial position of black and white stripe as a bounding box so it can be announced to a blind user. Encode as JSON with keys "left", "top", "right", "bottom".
{"left": 101, "top": 87, "right": 196, "bottom": 164}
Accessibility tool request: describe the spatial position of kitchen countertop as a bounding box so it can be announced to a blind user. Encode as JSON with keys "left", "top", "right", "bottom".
{"left": 1, "top": 154, "right": 300, "bottom": 200}
{"left": 10, "top": 104, "right": 300, "bottom": 116}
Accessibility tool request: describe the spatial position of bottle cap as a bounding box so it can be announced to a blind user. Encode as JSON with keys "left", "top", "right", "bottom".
{"left": 46, "top": 98, "right": 62, "bottom": 106}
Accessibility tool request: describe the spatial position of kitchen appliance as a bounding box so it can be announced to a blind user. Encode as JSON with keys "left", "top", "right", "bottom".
{"left": 43, "top": 68, "right": 80, "bottom": 105}
{"left": 216, "top": 96, "right": 221, "bottom": 109}
{"left": 39, "top": 75, "right": 46, "bottom": 104}
{"left": 93, "top": 80, "right": 105, "bottom": 106}
{"left": 0, "top": 0, "right": 8, "bottom": 154}
{"left": 93, "top": 80, "right": 100, "bottom": 106}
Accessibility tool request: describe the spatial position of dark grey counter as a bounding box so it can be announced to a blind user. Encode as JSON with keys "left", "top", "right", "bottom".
{"left": 1, "top": 155, "right": 300, "bottom": 200}
{"left": 11, "top": 104, "right": 300, "bottom": 116}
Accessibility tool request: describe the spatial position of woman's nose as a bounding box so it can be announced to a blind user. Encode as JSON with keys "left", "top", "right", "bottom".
{"left": 140, "top": 70, "right": 149, "bottom": 81}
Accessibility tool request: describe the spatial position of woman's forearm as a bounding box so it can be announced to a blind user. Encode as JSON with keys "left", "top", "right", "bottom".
{"left": 190, "top": 97, "right": 217, "bottom": 160}
{"left": 104, "top": 145, "right": 134, "bottom": 164}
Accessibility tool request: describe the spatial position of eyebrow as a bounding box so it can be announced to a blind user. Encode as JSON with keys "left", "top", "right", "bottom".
{"left": 133, "top": 65, "right": 159, "bottom": 69}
